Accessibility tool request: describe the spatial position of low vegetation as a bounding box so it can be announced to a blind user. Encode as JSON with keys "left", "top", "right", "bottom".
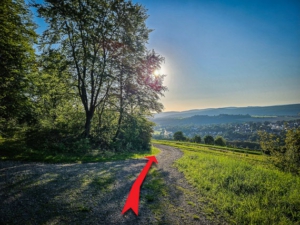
{"left": 142, "top": 168, "right": 169, "bottom": 222}
{"left": 0, "top": 139, "right": 160, "bottom": 163}
{"left": 153, "top": 140, "right": 300, "bottom": 224}
{"left": 157, "top": 140, "right": 263, "bottom": 156}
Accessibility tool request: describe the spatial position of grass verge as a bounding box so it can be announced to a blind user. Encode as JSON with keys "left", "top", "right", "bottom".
{"left": 154, "top": 140, "right": 300, "bottom": 224}
{"left": 0, "top": 139, "right": 160, "bottom": 163}
{"left": 152, "top": 139, "right": 262, "bottom": 155}
{"left": 141, "top": 167, "right": 170, "bottom": 223}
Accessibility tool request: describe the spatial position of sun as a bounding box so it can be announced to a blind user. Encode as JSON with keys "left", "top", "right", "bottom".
{"left": 153, "top": 70, "right": 160, "bottom": 76}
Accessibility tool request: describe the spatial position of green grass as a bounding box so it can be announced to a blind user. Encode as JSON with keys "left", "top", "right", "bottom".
{"left": 154, "top": 140, "right": 300, "bottom": 225}
{"left": 193, "top": 215, "right": 200, "bottom": 220}
{"left": 153, "top": 139, "right": 262, "bottom": 155}
{"left": 142, "top": 168, "right": 169, "bottom": 222}
{"left": 187, "top": 201, "right": 196, "bottom": 207}
{"left": 91, "top": 175, "right": 115, "bottom": 191}
{"left": 153, "top": 140, "right": 266, "bottom": 166}
{"left": 144, "top": 168, "right": 168, "bottom": 197}
{"left": 0, "top": 139, "right": 160, "bottom": 163}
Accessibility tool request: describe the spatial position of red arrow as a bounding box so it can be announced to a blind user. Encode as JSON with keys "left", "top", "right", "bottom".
{"left": 121, "top": 156, "right": 158, "bottom": 215}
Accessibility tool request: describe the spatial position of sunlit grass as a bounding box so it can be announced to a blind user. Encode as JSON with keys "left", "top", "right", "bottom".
{"left": 154, "top": 140, "right": 300, "bottom": 224}
{"left": 153, "top": 139, "right": 262, "bottom": 155}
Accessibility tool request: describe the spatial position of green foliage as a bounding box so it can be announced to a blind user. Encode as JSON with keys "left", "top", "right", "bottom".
{"left": 204, "top": 135, "right": 214, "bottom": 145}
{"left": 0, "top": 0, "right": 166, "bottom": 156}
{"left": 258, "top": 131, "right": 281, "bottom": 155}
{"left": 285, "top": 128, "right": 300, "bottom": 173}
{"left": 259, "top": 128, "right": 300, "bottom": 174}
{"left": 214, "top": 136, "right": 226, "bottom": 146}
{"left": 0, "top": 138, "right": 160, "bottom": 163}
{"left": 191, "top": 134, "right": 201, "bottom": 143}
{"left": 0, "top": 0, "right": 37, "bottom": 133}
{"left": 0, "top": 0, "right": 166, "bottom": 153}
{"left": 25, "top": 128, "right": 90, "bottom": 153}
{"left": 0, "top": 0, "right": 166, "bottom": 154}
{"left": 113, "top": 114, "right": 155, "bottom": 151}
{"left": 156, "top": 140, "right": 300, "bottom": 224}
{"left": 34, "top": 0, "right": 166, "bottom": 139}
{"left": 173, "top": 131, "right": 186, "bottom": 141}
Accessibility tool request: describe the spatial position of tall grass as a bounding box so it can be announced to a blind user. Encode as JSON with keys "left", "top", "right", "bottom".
{"left": 155, "top": 140, "right": 300, "bottom": 224}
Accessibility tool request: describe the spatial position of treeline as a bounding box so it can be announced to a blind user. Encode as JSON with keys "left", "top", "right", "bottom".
{"left": 173, "top": 131, "right": 226, "bottom": 147}
{"left": 171, "top": 129, "right": 300, "bottom": 174}
{"left": 0, "top": 0, "right": 166, "bottom": 152}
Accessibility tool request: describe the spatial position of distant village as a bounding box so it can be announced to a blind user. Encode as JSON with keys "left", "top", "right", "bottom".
{"left": 153, "top": 119, "right": 300, "bottom": 149}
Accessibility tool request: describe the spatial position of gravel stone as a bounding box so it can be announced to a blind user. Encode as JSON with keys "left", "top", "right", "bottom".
{"left": 0, "top": 144, "right": 224, "bottom": 224}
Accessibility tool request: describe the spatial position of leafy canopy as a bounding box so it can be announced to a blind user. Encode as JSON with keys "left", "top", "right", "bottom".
{"left": 0, "top": 0, "right": 37, "bottom": 130}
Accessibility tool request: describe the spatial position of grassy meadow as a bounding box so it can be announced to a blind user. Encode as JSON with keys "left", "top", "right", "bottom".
{"left": 153, "top": 140, "right": 300, "bottom": 224}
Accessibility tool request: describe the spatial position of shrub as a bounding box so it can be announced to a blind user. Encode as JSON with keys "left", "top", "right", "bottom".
{"left": 173, "top": 131, "right": 186, "bottom": 141}
{"left": 114, "top": 115, "right": 154, "bottom": 152}
{"left": 25, "top": 128, "right": 90, "bottom": 153}
{"left": 204, "top": 135, "right": 214, "bottom": 145}
{"left": 215, "top": 136, "right": 226, "bottom": 146}
{"left": 259, "top": 128, "right": 300, "bottom": 174}
{"left": 191, "top": 135, "right": 201, "bottom": 143}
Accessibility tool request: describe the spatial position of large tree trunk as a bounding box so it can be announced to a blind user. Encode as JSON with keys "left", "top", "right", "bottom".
{"left": 114, "top": 109, "right": 123, "bottom": 141}
{"left": 84, "top": 110, "right": 94, "bottom": 138}
{"left": 114, "top": 70, "right": 124, "bottom": 142}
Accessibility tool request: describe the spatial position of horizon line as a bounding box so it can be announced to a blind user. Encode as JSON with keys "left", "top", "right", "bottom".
{"left": 159, "top": 103, "right": 300, "bottom": 113}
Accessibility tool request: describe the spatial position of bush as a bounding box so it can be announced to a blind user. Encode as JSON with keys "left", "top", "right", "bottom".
{"left": 204, "top": 135, "right": 214, "bottom": 145}
{"left": 215, "top": 136, "right": 226, "bottom": 146}
{"left": 25, "top": 128, "right": 90, "bottom": 153}
{"left": 284, "top": 128, "right": 300, "bottom": 173}
{"left": 191, "top": 135, "right": 201, "bottom": 143}
{"left": 71, "top": 138, "right": 91, "bottom": 153}
{"left": 114, "top": 115, "right": 154, "bottom": 152}
{"left": 173, "top": 131, "right": 186, "bottom": 141}
{"left": 259, "top": 128, "right": 300, "bottom": 174}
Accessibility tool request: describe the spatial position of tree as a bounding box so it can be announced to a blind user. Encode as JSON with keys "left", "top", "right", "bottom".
{"left": 112, "top": 50, "right": 166, "bottom": 142}
{"left": 204, "top": 135, "right": 214, "bottom": 145}
{"left": 191, "top": 135, "right": 201, "bottom": 143}
{"left": 259, "top": 128, "right": 300, "bottom": 174}
{"left": 258, "top": 131, "right": 281, "bottom": 155}
{"left": 215, "top": 136, "right": 226, "bottom": 146}
{"left": 284, "top": 128, "right": 300, "bottom": 173}
{"left": 0, "top": 0, "right": 37, "bottom": 133}
{"left": 173, "top": 131, "right": 186, "bottom": 141}
{"left": 35, "top": 0, "right": 166, "bottom": 138}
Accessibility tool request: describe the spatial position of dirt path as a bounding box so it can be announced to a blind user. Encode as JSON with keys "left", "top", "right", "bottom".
{"left": 0, "top": 145, "right": 219, "bottom": 224}
{"left": 153, "top": 144, "right": 218, "bottom": 225}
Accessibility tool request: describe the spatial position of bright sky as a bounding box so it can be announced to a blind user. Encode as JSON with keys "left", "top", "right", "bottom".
{"left": 133, "top": 0, "right": 300, "bottom": 111}
{"left": 31, "top": 0, "right": 300, "bottom": 112}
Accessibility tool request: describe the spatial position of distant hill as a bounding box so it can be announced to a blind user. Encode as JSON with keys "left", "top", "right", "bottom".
{"left": 153, "top": 104, "right": 300, "bottom": 119}
{"left": 152, "top": 114, "right": 250, "bottom": 126}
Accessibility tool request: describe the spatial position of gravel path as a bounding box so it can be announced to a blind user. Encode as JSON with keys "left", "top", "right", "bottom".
{"left": 0, "top": 145, "right": 220, "bottom": 224}
{"left": 153, "top": 144, "right": 218, "bottom": 225}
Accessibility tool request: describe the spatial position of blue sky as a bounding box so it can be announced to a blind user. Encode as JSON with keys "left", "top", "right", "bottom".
{"left": 132, "top": 0, "right": 300, "bottom": 111}
{"left": 31, "top": 0, "right": 300, "bottom": 111}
